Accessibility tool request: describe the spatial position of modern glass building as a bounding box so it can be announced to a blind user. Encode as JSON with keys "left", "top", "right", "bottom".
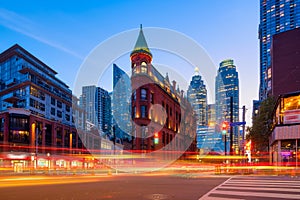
{"left": 187, "top": 68, "right": 208, "bottom": 126}
{"left": 81, "top": 85, "right": 111, "bottom": 136}
{"left": 187, "top": 68, "right": 208, "bottom": 150}
{"left": 215, "top": 59, "right": 239, "bottom": 154}
{"left": 112, "top": 64, "right": 132, "bottom": 140}
{"left": 259, "top": 0, "right": 300, "bottom": 100}
{"left": 96, "top": 87, "right": 111, "bottom": 135}
{"left": 0, "top": 44, "right": 89, "bottom": 159}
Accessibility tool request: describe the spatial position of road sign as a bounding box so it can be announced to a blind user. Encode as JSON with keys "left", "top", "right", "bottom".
{"left": 230, "top": 121, "right": 246, "bottom": 126}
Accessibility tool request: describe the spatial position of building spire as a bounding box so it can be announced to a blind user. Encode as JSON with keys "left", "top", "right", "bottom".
{"left": 130, "top": 24, "right": 152, "bottom": 58}
{"left": 194, "top": 67, "right": 200, "bottom": 75}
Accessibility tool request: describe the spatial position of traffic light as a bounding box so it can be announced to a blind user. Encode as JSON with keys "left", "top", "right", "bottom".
{"left": 154, "top": 132, "right": 159, "bottom": 144}
{"left": 221, "top": 121, "right": 229, "bottom": 135}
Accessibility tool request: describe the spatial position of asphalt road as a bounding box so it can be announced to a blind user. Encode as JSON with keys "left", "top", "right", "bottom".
{"left": 0, "top": 174, "right": 227, "bottom": 200}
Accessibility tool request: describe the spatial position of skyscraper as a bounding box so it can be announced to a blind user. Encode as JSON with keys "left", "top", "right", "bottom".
{"left": 215, "top": 59, "right": 239, "bottom": 153}
{"left": 187, "top": 68, "right": 208, "bottom": 150}
{"left": 96, "top": 87, "right": 111, "bottom": 135}
{"left": 81, "top": 86, "right": 111, "bottom": 135}
{"left": 187, "top": 67, "right": 208, "bottom": 126}
{"left": 259, "top": 0, "right": 300, "bottom": 100}
{"left": 112, "top": 64, "right": 132, "bottom": 140}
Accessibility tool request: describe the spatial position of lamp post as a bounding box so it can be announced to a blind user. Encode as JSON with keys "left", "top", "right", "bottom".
{"left": 47, "top": 152, "right": 50, "bottom": 174}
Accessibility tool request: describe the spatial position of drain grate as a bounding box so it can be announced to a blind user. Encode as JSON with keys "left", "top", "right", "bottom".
{"left": 145, "top": 193, "right": 170, "bottom": 200}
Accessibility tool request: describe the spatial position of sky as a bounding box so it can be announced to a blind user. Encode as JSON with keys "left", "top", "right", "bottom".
{"left": 0, "top": 0, "right": 259, "bottom": 126}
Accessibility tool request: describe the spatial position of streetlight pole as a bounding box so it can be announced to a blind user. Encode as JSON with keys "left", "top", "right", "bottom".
{"left": 230, "top": 96, "right": 233, "bottom": 156}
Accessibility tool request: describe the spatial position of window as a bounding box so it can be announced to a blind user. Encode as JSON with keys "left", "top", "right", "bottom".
{"left": 141, "top": 88, "right": 147, "bottom": 100}
{"left": 150, "top": 92, "right": 154, "bottom": 104}
{"left": 140, "top": 105, "right": 147, "bottom": 118}
{"left": 141, "top": 63, "right": 147, "bottom": 74}
{"left": 57, "top": 101, "right": 62, "bottom": 108}
{"left": 65, "top": 114, "right": 70, "bottom": 121}
{"left": 51, "top": 97, "right": 55, "bottom": 105}
{"left": 57, "top": 110, "right": 62, "bottom": 118}
{"left": 66, "top": 105, "right": 70, "bottom": 112}
{"left": 132, "top": 90, "right": 136, "bottom": 101}
{"left": 51, "top": 107, "right": 55, "bottom": 115}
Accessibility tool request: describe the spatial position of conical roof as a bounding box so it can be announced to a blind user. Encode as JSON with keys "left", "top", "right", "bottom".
{"left": 131, "top": 24, "right": 152, "bottom": 57}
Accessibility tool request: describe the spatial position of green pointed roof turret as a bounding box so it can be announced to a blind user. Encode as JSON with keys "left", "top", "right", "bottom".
{"left": 130, "top": 24, "right": 152, "bottom": 58}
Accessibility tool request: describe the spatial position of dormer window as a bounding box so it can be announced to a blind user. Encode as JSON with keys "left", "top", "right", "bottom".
{"left": 141, "top": 62, "right": 147, "bottom": 74}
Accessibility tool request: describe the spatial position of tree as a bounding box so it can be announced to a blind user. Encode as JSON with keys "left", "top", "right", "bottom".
{"left": 247, "top": 96, "right": 276, "bottom": 152}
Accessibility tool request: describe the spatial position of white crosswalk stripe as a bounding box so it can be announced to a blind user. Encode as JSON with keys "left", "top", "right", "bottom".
{"left": 199, "top": 176, "right": 300, "bottom": 200}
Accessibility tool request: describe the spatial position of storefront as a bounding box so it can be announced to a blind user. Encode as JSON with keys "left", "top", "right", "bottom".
{"left": 269, "top": 91, "right": 300, "bottom": 166}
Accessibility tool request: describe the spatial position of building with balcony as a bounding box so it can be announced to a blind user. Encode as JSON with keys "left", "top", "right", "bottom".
{"left": 0, "top": 44, "right": 101, "bottom": 170}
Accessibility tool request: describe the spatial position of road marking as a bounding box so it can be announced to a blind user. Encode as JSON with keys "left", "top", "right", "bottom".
{"left": 200, "top": 197, "right": 245, "bottom": 200}
{"left": 212, "top": 190, "right": 300, "bottom": 199}
{"left": 198, "top": 177, "right": 232, "bottom": 200}
{"left": 199, "top": 177, "right": 300, "bottom": 200}
{"left": 220, "top": 186, "right": 300, "bottom": 192}
{"left": 225, "top": 183, "right": 300, "bottom": 188}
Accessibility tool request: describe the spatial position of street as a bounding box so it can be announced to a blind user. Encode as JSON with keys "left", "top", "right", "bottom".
{"left": 1, "top": 173, "right": 300, "bottom": 200}
{"left": 0, "top": 173, "right": 226, "bottom": 200}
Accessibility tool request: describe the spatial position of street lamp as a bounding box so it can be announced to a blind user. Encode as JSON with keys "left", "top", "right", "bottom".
{"left": 47, "top": 152, "right": 50, "bottom": 173}
{"left": 32, "top": 122, "right": 47, "bottom": 169}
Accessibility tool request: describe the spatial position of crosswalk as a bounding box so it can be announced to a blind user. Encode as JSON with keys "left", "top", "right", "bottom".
{"left": 199, "top": 176, "right": 300, "bottom": 200}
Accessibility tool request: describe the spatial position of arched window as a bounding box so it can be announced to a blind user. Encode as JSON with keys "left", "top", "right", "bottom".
{"left": 141, "top": 61, "right": 147, "bottom": 73}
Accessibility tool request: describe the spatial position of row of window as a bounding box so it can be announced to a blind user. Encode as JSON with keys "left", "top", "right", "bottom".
{"left": 132, "top": 62, "right": 148, "bottom": 74}
{"left": 50, "top": 107, "right": 71, "bottom": 121}
{"left": 51, "top": 97, "right": 70, "bottom": 110}
{"left": 132, "top": 88, "right": 154, "bottom": 103}
{"left": 30, "top": 98, "right": 45, "bottom": 111}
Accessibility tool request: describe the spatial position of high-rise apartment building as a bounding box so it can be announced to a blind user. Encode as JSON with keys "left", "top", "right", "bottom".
{"left": 96, "top": 87, "right": 111, "bottom": 135}
{"left": 259, "top": 0, "right": 300, "bottom": 100}
{"left": 215, "top": 59, "right": 239, "bottom": 153}
{"left": 81, "top": 86, "right": 111, "bottom": 135}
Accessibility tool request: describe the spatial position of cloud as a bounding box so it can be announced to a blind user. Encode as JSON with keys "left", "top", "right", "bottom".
{"left": 0, "top": 8, "right": 83, "bottom": 59}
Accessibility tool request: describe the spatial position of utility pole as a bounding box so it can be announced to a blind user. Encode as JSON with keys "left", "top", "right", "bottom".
{"left": 242, "top": 105, "right": 246, "bottom": 154}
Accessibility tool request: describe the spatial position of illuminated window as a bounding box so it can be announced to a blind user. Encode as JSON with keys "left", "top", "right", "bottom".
{"left": 141, "top": 65, "right": 147, "bottom": 74}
